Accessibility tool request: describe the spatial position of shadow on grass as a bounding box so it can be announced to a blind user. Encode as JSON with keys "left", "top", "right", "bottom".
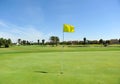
{"left": 34, "top": 71, "right": 48, "bottom": 73}
{"left": 34, "top": 71, "right": 64, "bottom": 75}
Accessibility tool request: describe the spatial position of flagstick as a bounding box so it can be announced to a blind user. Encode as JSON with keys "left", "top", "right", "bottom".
{"left": 63, "top": 32, "right": 64, "bottom": 47}
{"left": 60, "top": 24, "right": 74, "bottom": 74}
{"left": 60, "top": 31, "right": 64, "bottom": 74}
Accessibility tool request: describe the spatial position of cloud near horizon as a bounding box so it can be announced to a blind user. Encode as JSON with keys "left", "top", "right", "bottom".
{"left": 0, "top": 20, "right": 52, "bottom": 42}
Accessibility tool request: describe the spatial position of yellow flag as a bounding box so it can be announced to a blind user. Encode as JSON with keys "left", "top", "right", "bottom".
{"left": 63, "top": 24, "right": 75, "bottom": 32}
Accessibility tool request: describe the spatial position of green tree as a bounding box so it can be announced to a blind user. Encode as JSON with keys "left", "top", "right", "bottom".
{"left": 42, "top": 39, "right": 45, "bottom": 45}
{"left": 106, "top": 40, "right": 110, "bottom": 45}
{"left": 83, "top": 37, "right": 86, "bottom": 45}
{"left": 5, "top": 38, "right": 12, "bottom": 48}
{"left": 27, "top": 41, "right": 30, "bottom": 45}
{"left": 99, "top": 39, "right": 103, "bottom": 44}
{"left": 18, "top": 39, "right": 21, "bottom": 45}
{"left": 22, "top": 40, "right": 27, "bottom": 45}
{"left": 50, "top": 36, "right": 59, "bottom": 46}
{"left": 0, "top": 38, "right": 12, "bottom": 48}
{"left": 0, "top": 38, "right": 4, "bottom": 47}
{"left": 37, "top": 39, "right": 40, "bottom": 45}
{"left": 7, "top": 38, "right": 12, "bottom": 45}
{"left": 55, "top": 37, "right": 59, "bottom": 46}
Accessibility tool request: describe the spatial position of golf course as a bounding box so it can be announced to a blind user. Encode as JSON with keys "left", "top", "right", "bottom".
{"left": 0, "top": 46, "right": 120, "bottom": 84}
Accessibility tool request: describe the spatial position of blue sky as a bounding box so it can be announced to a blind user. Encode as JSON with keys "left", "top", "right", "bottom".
{"left": 0, "top": 0, "right": 120, "bottom": 42}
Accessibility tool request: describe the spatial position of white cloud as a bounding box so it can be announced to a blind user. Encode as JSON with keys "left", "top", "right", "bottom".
{"left": 0, "top": 21, "right": 45, "bottom": 42}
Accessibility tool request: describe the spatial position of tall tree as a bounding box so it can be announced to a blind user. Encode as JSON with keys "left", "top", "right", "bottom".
{"left": 99, "top": 39, "right": 103, "bottom": 44}
{"left": 18, "top": 39, "right": 21, "bottom": 44}
{"left": 83, "top": 37, "right": 86, "bottom": 45}
{"left": 42, "top": 39, "right": 45, "bottom": 45}
{"left": 0, "top": 38, "right": 12, "bottom": 48}
{"left": 22, "top": 40, "right": 26, "bottom": 45}
{"left": 7, "top": 38, "right": 12, "bottom": 45}
{"left": 50, "top": 36, "right": 59, "bottom": 46}
{"left": 27, "top": 41, "right": 30, "bottom": 45}
{"left": 0, "top": 38, "right": 4, "bottom": 47}
{"left": 37, "top": 39, "right": 40, "bottom": 45}
{"left": 55, "top": 37, "right": 59, "bottom": 46}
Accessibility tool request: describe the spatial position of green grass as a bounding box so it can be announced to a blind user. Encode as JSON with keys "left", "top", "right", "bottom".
{"left": 0, "top": 46, "right": 120, "bottom": 84}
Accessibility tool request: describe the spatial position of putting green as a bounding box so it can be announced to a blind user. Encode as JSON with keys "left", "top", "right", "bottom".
{"left": 0, "top": 46, "right": 120, "bottom": 84}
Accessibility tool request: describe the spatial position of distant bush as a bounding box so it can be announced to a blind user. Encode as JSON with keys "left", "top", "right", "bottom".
{"left": 0, "top": 38, "right": 12, "bottom": 48}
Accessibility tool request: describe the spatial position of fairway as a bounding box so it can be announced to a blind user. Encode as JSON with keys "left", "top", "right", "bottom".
{"left": 0, "top": 46, "right": 120, "bottom": 84}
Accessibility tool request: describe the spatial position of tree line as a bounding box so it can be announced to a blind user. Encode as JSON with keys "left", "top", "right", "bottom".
{"left": 0, "top": 38, "right": 12, "bottom": 48}
{"left": 17, "top": 36, "right": 59, "bottom": 46}
{"left": 62, "top": 38, "right": 120, "bottom": 47}
{"left": 0, "top": 36, "right": 120, "bottom": 48}
{"left": 17, "top": 37, "right": 120, "bottom": 47}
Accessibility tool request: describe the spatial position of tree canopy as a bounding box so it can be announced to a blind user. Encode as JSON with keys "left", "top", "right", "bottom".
{"left": 49, "top": 36, "right": 60, "bottom": 46}
{"left": 0, "top": 38, "right": 12, "bottom": 48}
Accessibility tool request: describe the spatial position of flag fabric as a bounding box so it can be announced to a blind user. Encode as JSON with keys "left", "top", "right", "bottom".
{"left": 63, "top": 24, "right": 75, "bottom": 32}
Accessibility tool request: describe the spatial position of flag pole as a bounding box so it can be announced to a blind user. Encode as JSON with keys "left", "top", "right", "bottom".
{"left": 60, "top": 24, "right": 74, "bottom": 74}
{"left": 60, "top": 26, "right": 64, "bottom": 74}
{"left": 63, "top": 31, "right": 64, "bottom": 47}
